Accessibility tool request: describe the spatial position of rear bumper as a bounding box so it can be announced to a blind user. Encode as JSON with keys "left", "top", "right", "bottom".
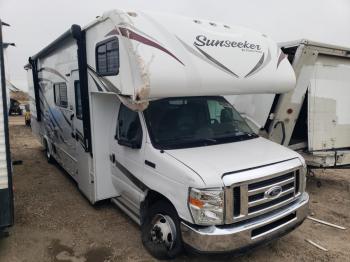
{"left": 181, "top": 192, "right": 309, "bottom": 253}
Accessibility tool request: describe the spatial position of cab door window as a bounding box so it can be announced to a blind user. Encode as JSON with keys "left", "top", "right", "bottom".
{"left": 116, "top": 104, "right": 142, "bottom": 148}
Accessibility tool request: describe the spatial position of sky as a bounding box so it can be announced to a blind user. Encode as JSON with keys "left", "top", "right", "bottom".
{"left": 1, "top": 0, "right": 350, "bottom": 91}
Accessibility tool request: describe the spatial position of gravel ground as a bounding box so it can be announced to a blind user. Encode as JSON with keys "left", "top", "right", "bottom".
{"left": 0, "top": 116, "right": 349, "bottom": 262}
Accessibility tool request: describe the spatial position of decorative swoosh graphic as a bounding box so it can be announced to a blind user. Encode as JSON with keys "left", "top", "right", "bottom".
{"left": 88, "top": 73, "right": 104, "bottom": 92}
{"left": 245, "top": 53, "right": 265, "bottom": 78}
{"left": 194, "top": 45, "right": 239, "bottom": 78}
{"left": 87, "top": 65, "right": 121, "bottom": 93}
{"left": 38, "top": 67, "right": 67, "bottom": 82}
{"left": 176, "top": 36, "right": 272, "bottom": 79}
{"left": 176, "top": 36, "right": 239, "bottom": 78}
{"left": 105, "top": 27, "right": 184, "bottom": 66}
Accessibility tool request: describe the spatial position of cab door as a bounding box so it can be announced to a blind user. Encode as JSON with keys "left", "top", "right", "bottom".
{"left": 110, "top": 103, "right": 145, "bottom": 211}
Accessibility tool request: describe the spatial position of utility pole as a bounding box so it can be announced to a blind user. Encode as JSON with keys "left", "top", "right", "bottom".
{"left": 0, "top": 19, "right": 14, "bottom": 236}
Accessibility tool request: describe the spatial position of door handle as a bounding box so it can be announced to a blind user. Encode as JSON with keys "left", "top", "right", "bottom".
{"left": 70, "top": 113, "right": 75, "bottom": 120}
{"left": 110, "top": 153, "right": 116, "bottom": 163}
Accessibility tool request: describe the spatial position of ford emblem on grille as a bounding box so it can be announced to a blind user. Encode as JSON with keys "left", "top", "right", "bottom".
{"left": 265, "top": 186, "right": 282, "bottom": 199}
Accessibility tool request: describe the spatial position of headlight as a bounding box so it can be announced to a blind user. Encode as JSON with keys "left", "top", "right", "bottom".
{"left": 188, "top": 188, "right": 224, "bottom": 225}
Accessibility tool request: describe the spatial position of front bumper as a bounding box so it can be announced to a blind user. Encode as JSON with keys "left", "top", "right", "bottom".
{"left": 181, "top": 192, "right": 309, "bottom": 253}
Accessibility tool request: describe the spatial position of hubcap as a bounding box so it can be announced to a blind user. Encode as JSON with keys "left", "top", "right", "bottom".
{"left": 150, "top": 214, "right": 176, "bottom": 250}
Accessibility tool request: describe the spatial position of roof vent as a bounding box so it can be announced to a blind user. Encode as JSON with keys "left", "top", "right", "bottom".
{"left": 224, "top": 25, "right": 230, "bottom": 29}
{"left": 209, "top": 22, "right": 217, "bottom": 26}
{"left": 193, "top": 19, "right": 201, "bottom": 24}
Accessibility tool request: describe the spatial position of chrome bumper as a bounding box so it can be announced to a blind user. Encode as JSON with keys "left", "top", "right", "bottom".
{"left": 181, "top": 192, "right": 309, "bottom": 253}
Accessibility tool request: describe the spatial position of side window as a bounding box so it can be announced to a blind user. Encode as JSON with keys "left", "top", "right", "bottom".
{"left": 96, "top": 38, "right": 119, "bottom": 76}
{"left": 74, "top": 81, "right": 83, "bottom": 119}
{"left": 116, "top": 104, "right": 142, "bottom": 148}
{"left": 53, "top": 83, "right": 68, "bottom": 108}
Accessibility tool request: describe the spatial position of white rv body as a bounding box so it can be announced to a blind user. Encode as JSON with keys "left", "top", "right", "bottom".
{"left": 25, "top": 10, "right": 308, "bottom": 257}
{"left": 228, "top": 40, "right": 350, "bottom": 167}
{"left": 0, "top": 20, "right": 14, "bottom": 232}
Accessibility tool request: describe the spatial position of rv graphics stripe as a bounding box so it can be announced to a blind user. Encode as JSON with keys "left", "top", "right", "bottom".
{"left": 38, "top": 67, "right": 67, "bottom": 82}
{"left": 87, "top": 65, "right": 121, "bottom": 93}
{"left": 176, "top": 36, "right": 239, "bottom": 78}
{"left": 244, "top": 53, "right": 265, "bottom": 78}
{"left": 38, "top": 89, "right": 64, "bottom": 132}
{"left": 59, "top": 109, "right": 72, "bottom": 127}
{"left": 114, "top": 160, "right": 148, "bottom": 191}
{"left": 88, "top": 72, "right": 104, "bottom": 92}
{"left": 106, "top": 27, "right": 184, "bottom": 66}
{"left": 194, "top": 45, "right": 239, "bottom": 78}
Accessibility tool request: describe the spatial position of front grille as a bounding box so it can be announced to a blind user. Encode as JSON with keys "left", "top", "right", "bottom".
{"left": 247, "top": 171, "right": 296, "bottom": 215}
{"left": 227, "top": 167, "right": 301, "bottom": 223}
{"left": 251, "top": 212, "right": 297, "bottom": 238}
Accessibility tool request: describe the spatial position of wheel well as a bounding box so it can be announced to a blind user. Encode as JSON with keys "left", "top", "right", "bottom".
{"left": 140, "top": 190, "right": 177, "bottom": 225}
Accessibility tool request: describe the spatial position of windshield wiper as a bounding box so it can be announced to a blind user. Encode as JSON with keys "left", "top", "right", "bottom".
{"left": 214, "top": 132, "right": 258, "bottom": 142}
{"left": 160, "top": 137, "right": 218, "bottom": 149}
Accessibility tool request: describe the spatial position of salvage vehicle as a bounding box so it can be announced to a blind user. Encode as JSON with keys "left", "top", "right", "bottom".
{"left": 227, "top": 40, "right": 350, "bottom": 167}
{"left": 9, "top": 98, "right": 22, "bottom": 115}
{"left": 25, "top": 10, "right": 309, "bottom": 258}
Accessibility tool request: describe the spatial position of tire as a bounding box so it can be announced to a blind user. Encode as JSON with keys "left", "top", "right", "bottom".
{"left": 44, "top": 140, "right": 54, "bottom": 164}
{"left": 141, "top": 200, "right": 183, "bottom": 259}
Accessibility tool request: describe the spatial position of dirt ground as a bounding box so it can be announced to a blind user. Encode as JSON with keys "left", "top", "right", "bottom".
{"left": 0, "top": 116, "right": 349, "bottom": 262}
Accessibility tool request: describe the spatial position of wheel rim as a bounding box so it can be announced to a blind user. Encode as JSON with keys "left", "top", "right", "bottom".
{"left": 45, "top": 145, "right": 50, "bottom": 159}
{"left": 149, "top": 214, "right": 177, "bottom": 250}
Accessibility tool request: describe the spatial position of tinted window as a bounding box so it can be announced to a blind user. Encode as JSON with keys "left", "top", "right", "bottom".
{"left": 74, "top": 81, "right": 83, "bottom": 119}
{"left": 96, "top": 38, "right": 119, "bottom": 76}
{"left": 53, "top": 83, "right": 68, "bottom": 108}
{"left": 117, "top": 104, "right": 142, "bottom": 143}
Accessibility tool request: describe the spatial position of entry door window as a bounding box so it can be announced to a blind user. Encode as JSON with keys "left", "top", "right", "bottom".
{"left": 74, "top": 81, "right": 83, "bottom": 120}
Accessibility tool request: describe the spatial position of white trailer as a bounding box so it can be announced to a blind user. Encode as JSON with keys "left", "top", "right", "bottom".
{"left": 228, "top": 40, "right": 350, "bottom": 168}
{"left": 25, "top": 10, "right": 309, "bottom": 258}
{"left": 0, "top": 20, "right": 14, "bottom": 235}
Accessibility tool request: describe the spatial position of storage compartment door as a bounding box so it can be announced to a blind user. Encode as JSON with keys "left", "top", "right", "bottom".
{"left": 308, "top": 55, "right": 350, "bottom": 151}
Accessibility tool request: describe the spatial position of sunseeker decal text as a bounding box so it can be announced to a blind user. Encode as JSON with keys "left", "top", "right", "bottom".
{"left": 194, "top": 35, "right": 262, "bottom": 52}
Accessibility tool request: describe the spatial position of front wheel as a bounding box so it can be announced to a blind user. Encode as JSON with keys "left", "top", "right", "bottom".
{"left": 141, "top": 200, "right": 183, "bottom": 259}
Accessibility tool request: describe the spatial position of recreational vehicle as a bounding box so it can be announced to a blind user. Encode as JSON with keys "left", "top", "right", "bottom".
{"left": 0, "top": 20, "right": 14, "bottom": 236}
{"left": 25, "top": 10, "right": 309, "bottom": 258}
{"left": 227, "top": 40, "right": 350, "bottom": 168}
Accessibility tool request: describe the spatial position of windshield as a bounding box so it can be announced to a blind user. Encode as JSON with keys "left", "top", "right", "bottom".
{"left": 144, "top": 96, "right": 257, "bottom": 150}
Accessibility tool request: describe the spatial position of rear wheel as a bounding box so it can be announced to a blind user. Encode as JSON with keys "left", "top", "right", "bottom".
{"left": 44, "top": 140, "right": 54, "bottom": 163}
{"left": 141, "top": 200, "right": 183, "bottom": 259}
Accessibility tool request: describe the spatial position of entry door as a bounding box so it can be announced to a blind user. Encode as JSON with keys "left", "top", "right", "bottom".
{"left": 110, "top": 103, "right": 145, "bottom": 209}
{"left": 70, "top": 70, "right": 92, "bottom": 200}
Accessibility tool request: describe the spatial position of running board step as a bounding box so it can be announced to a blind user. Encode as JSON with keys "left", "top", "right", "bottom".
{"left": 111, "top": 197, "right": 141, "bottom": 226}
